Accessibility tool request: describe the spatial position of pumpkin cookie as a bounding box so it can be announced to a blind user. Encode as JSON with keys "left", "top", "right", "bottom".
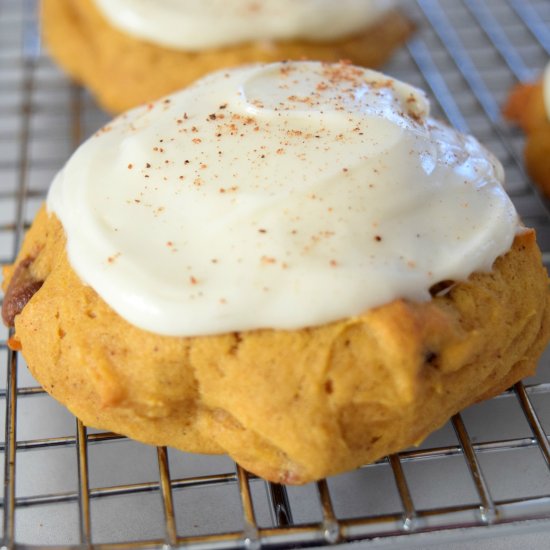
{"left": 4, "top": 62, "right": 549, "bottom": 483}
{"left": 503, "top": 66, "right": 550, "bottom": 197}
{"left": 41, "top": 0, "right": 415, "bottom": 113}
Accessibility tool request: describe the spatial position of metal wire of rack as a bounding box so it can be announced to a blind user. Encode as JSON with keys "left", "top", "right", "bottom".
{"left": 1, "top": 0, "right": 550, "bottom": 548}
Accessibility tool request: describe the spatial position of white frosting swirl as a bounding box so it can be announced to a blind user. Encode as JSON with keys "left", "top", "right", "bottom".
{"left": 47, "top": 62, "right": 519, "bottom": 337}
{"left": 92, "top": 0, "right": 395, "bottom": 50}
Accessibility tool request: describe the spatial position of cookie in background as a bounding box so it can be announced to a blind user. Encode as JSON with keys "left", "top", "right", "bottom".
{"left": 41, "top": 0, "right": 415, "bottom": 113}
{"left": 503, "top": 63, "right": 550, "bottom": 197}
{"left": 3, "top": 61, "right": 549, "bottom": 484}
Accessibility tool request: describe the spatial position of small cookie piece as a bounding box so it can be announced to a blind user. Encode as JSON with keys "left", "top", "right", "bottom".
{"left": 503, "top": 71, "right": 550, "bottom": 197}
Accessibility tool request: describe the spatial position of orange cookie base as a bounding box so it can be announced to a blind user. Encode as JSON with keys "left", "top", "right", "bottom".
{"left": 3, "top": 206, "right": 549, "bottom": 483}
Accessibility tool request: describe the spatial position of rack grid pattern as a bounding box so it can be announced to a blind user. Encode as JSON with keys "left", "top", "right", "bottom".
{"left": 1, "top": 0, "right": 550, "bottom": 547}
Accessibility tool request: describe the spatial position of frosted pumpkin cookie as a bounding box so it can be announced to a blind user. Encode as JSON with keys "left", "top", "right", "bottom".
{"left": 503, "top": 63, "right": 550, "bottom": 197}
{"left": 3, "top": 62, "right": 550, "bottom": 484}
{"left": 41, "top": 0, "right": 415, "bottom": 113}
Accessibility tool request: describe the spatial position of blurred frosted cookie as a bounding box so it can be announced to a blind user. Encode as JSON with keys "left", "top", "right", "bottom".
{"left": 4, "top": 62, "right": 550, "bottom": 483}
{"left": 503, "top": 64, "right": 550, "bottom": 197}
{"left": 41, "top": 0, "right": 415, "bottom": 113}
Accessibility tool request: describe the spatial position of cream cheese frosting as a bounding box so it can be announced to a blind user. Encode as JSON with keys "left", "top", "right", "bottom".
{"left": 92, "top": 0, "right": 395, "bottom": 51}
{"left": 47, "top": 61, "right": 519, "bottom": 337}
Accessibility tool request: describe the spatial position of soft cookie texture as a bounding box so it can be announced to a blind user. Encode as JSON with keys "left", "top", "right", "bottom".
{"left": 3, "top": 206, "right": 549, "bottom": 484}
{"left": 41, "top": 0, "right": 415, "bottom": 113}
{"left": 503, "top": 80, "right": 550, "bottom": 197}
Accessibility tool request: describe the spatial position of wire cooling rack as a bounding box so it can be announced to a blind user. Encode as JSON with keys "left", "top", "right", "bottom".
{"left": 1, "top": 0, "right": 550, "bottom": 548}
